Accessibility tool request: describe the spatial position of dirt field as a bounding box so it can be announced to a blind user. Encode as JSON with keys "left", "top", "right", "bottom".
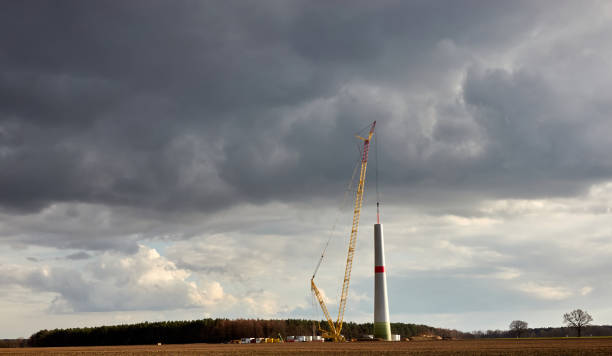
{"left": 2, "top": 338, "right": 612, "bottom": 355}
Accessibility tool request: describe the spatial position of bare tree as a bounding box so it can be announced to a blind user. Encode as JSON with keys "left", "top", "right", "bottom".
{"left": 563, "top": 309, "right": 593, "bottom": 337}
{"left": 509, "top": 320, "right": 528, "bottom": 338}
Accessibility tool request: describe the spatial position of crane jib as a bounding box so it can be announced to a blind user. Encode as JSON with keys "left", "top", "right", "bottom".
{"left": 310, "top": 120, "right": 376, "bottom": 342}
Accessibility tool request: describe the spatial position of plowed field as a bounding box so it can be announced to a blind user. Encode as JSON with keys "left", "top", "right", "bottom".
{"left": 2, "top": 338, "right": 612, "bottom": 355}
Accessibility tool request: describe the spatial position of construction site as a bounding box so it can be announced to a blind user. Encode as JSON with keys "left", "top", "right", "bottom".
{"left": 232, "top": 121, "right": 396, "bottom": 343}
{"left": 309, "top": 121, "right": 392, "bottom": 342}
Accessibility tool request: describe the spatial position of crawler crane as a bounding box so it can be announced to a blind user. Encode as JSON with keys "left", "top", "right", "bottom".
{"left": 310, "top": 121, "right": 376, "bottom": 342}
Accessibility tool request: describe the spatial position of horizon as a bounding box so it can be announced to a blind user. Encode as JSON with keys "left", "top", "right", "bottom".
{"left": 13, "top": 316, "right": 612, "bottom": 340}
{"left": 2, "top": 1, "right": 612, "bottom": 339}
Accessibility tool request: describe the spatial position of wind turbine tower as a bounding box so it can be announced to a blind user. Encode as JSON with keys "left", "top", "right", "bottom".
{"left": 373, "top": 203, "right": 391, "bottom": 340}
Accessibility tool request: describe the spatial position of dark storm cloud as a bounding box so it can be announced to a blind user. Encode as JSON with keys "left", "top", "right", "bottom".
{"left": 64, "top": 251, "right": 91, "bottom": 260}
{"left": 0, "top": 0, "right": 609, "bottom": 217}
{"left": 458, "top": 66, "right": 612, "bottom": 197}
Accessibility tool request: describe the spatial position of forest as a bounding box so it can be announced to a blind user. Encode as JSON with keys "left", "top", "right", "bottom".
{"left": 27, "top": 318, "right": 467, "bottom": 347}
{"left": 2, "top": 319, "right": 609, "bottom": 347}
{"left": 476, "top": 325, "right": 612, "bottom": 338}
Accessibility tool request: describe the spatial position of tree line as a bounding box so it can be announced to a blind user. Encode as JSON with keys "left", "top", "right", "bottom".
{"left": 4, "top": 310, "right": 608, "bottom": 347}
{"left": 473, "top": 324, "right": 612, "bottom": 338}
{"left": 490, "top": 309, "right": 601, "bottom": 338}
{"left": 26, "top": 319, "right": 469, "bottom": 347}
{"left": 0, "top": 339, "right": 27, "bottom": 348}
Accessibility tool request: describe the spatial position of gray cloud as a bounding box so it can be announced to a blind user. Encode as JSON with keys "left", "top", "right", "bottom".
{"left": 2, "top": 0, "right": 608, "bottom": 217}
{"left": 2, "top": 0, "right": 612, "bottom": 337}
{"left": 65, "top": 251, "right": 91, "bottom": 260}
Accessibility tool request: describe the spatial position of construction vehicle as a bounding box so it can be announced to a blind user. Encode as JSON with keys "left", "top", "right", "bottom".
{"left": 310, "top": 121, "right": 376, "bottom": 342}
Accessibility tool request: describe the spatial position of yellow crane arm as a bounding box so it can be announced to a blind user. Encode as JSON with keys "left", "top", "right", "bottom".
{"left": 310, "top": 279, "right": 337, "bottom": 338}
{"left": 336, "top": 122, "right": 375, "bottom": 333}
{"left": 311, "top": 121, "right": 376, "bottom": 342}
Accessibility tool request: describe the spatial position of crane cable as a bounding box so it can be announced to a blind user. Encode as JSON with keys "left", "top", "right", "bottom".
{"left": 312, "top": 125, "right": 368, "bottom": 279}
{"left": 310, "top": 136, "right": 362, "bottom": 330}
{"left": 311, "top": 156, "right": 361, "bottom": 280}
{"left": 310, "top": 123, "right": 376, "bottom": 324}
{"left": 310, "top": 122, "right": 376, "bottom": 339}
{"left": 311, "top": 123, "right": 377, "bottom": 280}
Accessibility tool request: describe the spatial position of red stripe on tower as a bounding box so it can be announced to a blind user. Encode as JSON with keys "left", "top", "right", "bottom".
{"left": 375, "top": 266, "right": 385, "bottom": 273}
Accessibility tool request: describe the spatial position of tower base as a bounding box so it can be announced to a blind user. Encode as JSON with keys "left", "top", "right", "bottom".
{"left": 374, "top": 321, "right": 391, "bottom": 340}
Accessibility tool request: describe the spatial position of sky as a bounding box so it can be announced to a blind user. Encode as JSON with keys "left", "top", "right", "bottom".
{"left": 1, "top": 0, "right": 612, "bottom": 338}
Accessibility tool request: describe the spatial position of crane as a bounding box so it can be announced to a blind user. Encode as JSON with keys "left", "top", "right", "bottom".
{"left": 310, "top": 121, "right": 376, "bottom": 342}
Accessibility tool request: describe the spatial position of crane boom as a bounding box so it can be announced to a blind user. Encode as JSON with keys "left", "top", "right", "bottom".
{"left": 311, "top": 121, "right": 376, "bottom": 342}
